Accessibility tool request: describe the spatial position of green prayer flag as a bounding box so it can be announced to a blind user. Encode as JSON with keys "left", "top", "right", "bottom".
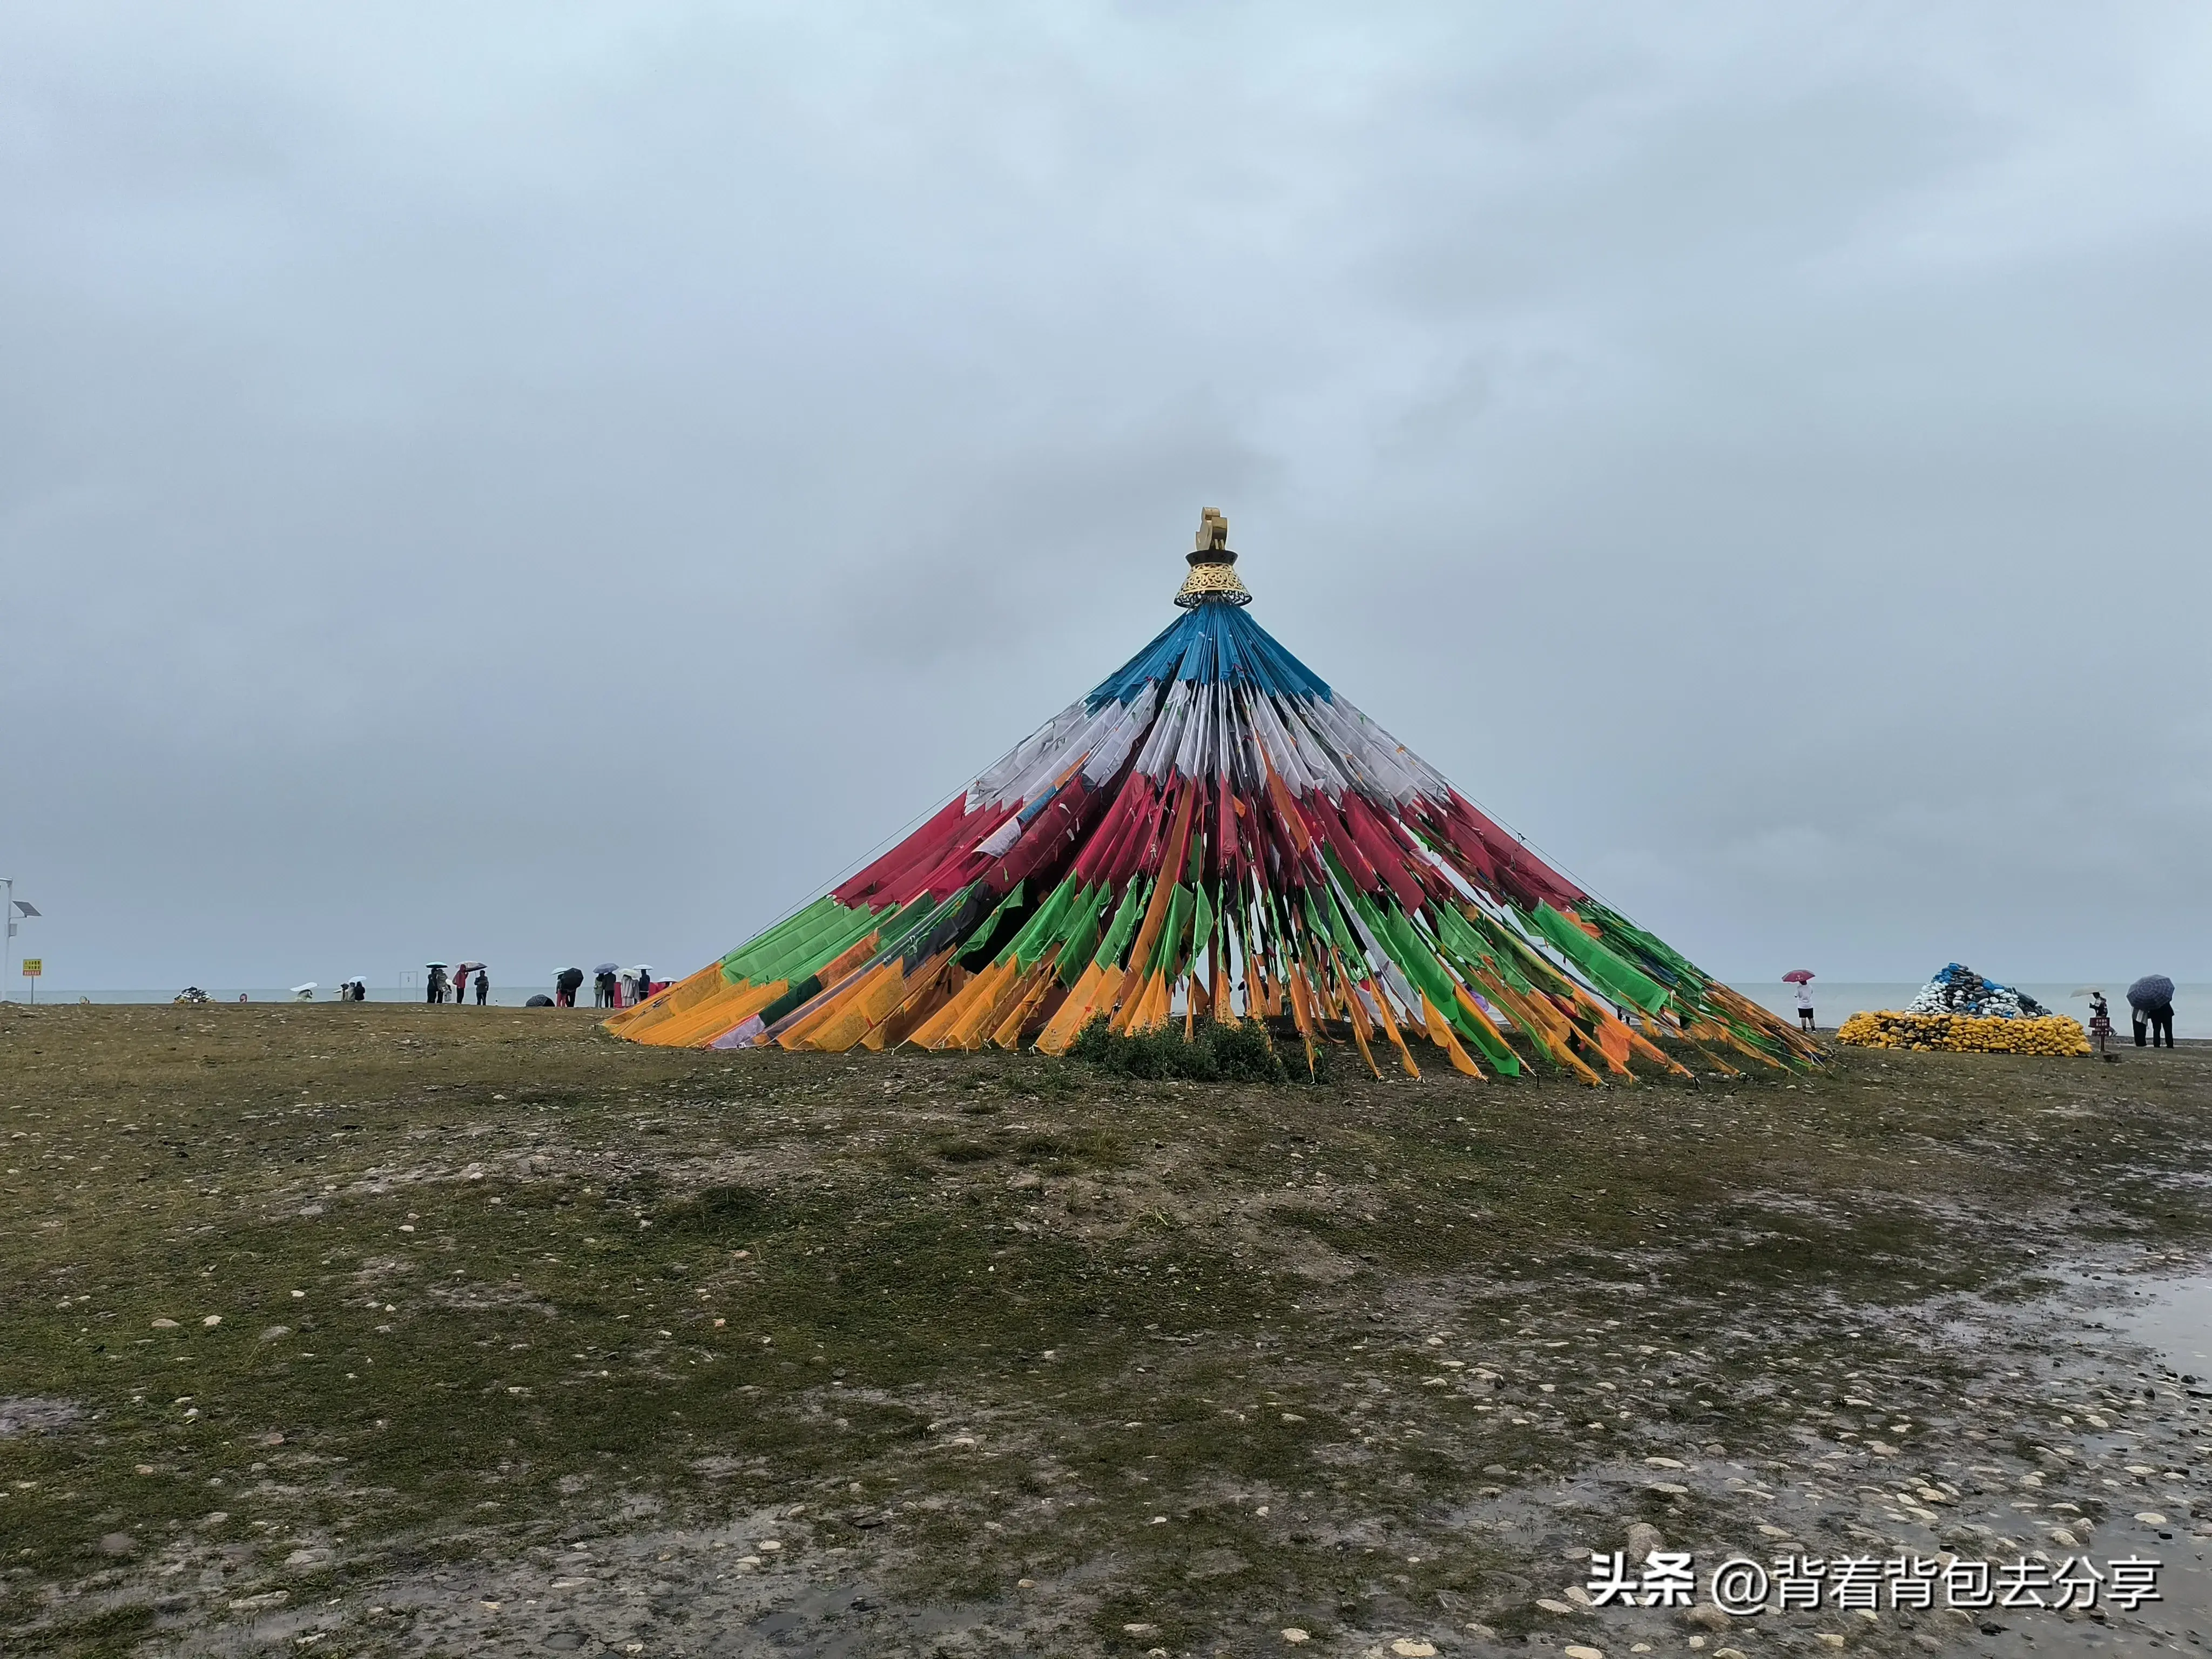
{"left": 960, "top": 881, "right": 1029, "bottom": 960}
{"left": 1529, "top": 903, "right": 1668, "bottom": 1015}
{"left": 1094, "top": 879, "right": 1150, "bottom": 969}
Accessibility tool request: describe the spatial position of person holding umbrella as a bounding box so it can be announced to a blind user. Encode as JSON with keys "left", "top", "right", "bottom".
{"left": 453, "top": 961, "right": 488, "bottom": 1007}
{"left": 1784, "top": 969, "right": 1816, "bottom": 1032}
{"left": 2130, "top": 974, "right": 2177, "bottom": 1048}
{"left": 2075, "top": 988, "right": 2114, "bottom": 1056}
{"left": 426, "top": 963, "right": 449, "bottom": 1005}
{"left": 593, "top": 963, "right": 621, "bottom": 1008}
{"left": 555, "top": 966, "right": 584, "bottom": 1008}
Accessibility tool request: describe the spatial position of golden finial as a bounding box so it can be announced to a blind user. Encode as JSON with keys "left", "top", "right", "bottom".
{"left": 1174, "top": 507, "right": 1252, "bottom": 608}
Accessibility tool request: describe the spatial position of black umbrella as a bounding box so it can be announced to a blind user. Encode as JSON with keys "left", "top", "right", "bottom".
{"left": 2128, "top": 974, "right": 2176, "bottom": 1010}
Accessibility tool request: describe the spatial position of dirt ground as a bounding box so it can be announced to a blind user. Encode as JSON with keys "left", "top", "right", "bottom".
{"left": 2, "top": 1003, "right": 2208, "bottom": 1659}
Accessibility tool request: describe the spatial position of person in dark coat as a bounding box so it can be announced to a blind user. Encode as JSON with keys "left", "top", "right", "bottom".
{"left": 594, "top": 969, "right": 618, "bottom": 1008}
{"left": 2130, "top": 975, "right": 2177, "bottom": 1048}
{"left": 555, "top": 967, "right": 584, "bottom": 1008}
{"left": 475, "top": 969, "right": 490, "bottom": 1007}
{"left": 426, "top": 965, "right": 449, "bottom": 1005}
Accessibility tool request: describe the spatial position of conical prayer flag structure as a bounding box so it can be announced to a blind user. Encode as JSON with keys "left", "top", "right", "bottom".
{"left": 610, "top": 513, "right": 1817, "bottom": 1078}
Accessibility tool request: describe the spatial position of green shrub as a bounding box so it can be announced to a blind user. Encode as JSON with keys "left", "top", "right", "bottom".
{"left": 659, "top": 1183, "right": 773, "bottom": 1236}
{"left": 1012, "top": 1128, "right": 1125, "bottom": 1171}
{"left": 930, "top": 1137, "right": 1001, "bottom": 1163}
{"left": 1065, "top": 1016, "right": 1293, "bottom": 1084}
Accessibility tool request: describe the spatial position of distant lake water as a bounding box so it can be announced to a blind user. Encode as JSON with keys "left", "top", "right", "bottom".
{"left": 1732, "top": 982, "right": 2209, "bottom": 1041}
{"left": 18, "top": 979, "right": 2207, "bottom": 1038}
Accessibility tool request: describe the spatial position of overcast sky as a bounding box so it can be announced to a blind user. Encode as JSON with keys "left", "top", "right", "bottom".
{"left": 3, "top": 2, "right": 2208, "bottom": 994}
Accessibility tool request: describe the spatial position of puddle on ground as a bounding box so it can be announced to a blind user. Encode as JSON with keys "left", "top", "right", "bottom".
{"left": 1990, "top": 1271, "right": 2212, "bottom": 1655}
{"left": 2102, "top": 1273, "right": 2212, "bottom": 1652}
{"left": 2114, "top": 1273, "right": 2212, "bottom": 1375}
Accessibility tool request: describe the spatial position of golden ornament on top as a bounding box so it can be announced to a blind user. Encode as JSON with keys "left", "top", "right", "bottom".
{"left": 1174, "top": 507, "right": 1252, "bottom": 608}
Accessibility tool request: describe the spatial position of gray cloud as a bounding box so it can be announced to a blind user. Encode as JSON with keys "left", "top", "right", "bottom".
{"left": 3, "top": 1, "right": 2207, "bottom": 993}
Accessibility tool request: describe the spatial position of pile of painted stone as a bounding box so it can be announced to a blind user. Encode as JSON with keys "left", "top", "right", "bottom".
{"left": 1837, "top": 1009, "right": 2088, "bottom": 1056}
{"left": 1840, "top": 964, "right": 2084, "bottom": 1054}
{"left": 1903, "top": 963, "right": 2052, "bottom": 1021}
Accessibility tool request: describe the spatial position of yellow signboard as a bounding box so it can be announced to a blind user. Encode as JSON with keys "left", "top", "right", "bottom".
{"left": 20, "top": 959, "right": 41, "bottom": 976}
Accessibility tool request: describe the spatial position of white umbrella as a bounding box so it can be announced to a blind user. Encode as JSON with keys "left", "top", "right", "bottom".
{"left": 290, "top": 982, "right": 316, "bottom": 999}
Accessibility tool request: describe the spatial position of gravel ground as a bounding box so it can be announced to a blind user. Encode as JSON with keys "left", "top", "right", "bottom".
{"left": 1, "top": 1003, "right": 2207, "bottom": 1658}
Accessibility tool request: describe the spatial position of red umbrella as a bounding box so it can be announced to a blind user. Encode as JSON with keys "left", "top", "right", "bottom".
{"left": 1782, "top": 969, "right": 1815, "bottom": 984}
